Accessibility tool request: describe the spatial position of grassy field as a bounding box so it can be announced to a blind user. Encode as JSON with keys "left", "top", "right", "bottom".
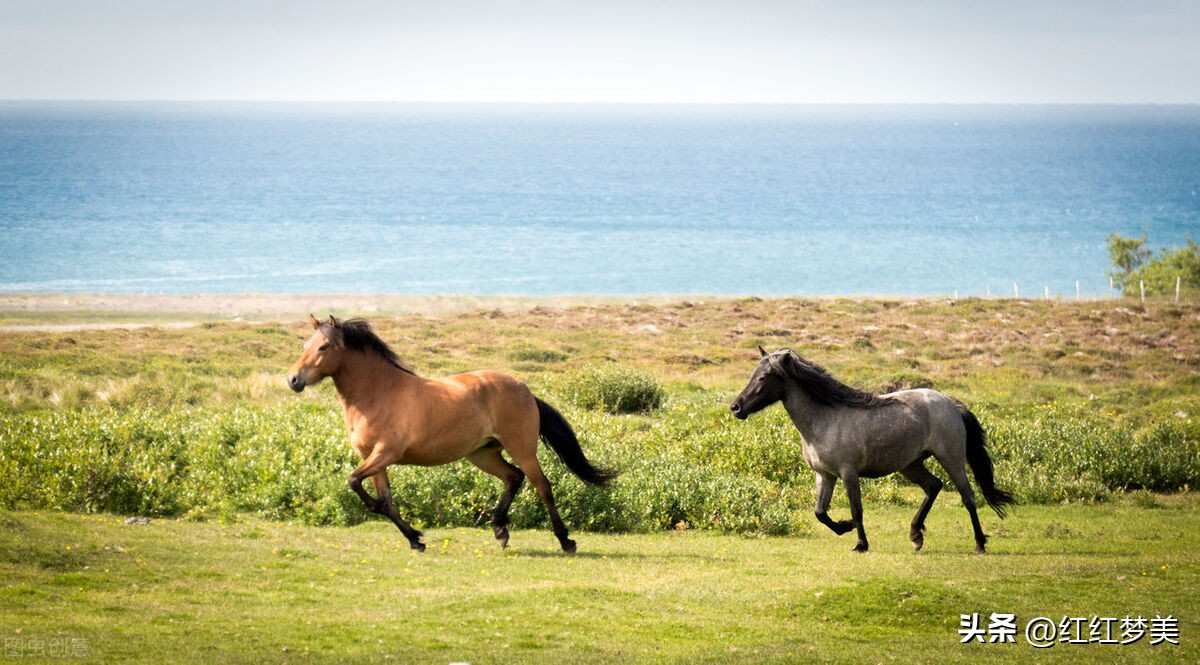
{"left": 2, "top": 296, "right": 1197, "bottom": 523}
{"left": 2, "top": 498, "right": 1197, "bottom": 664}
{"left": 1, "top": 295, "right": 1198, "bottom": 662}
{"left": 2, "top": 295, "right": 1197, "bottom": 419}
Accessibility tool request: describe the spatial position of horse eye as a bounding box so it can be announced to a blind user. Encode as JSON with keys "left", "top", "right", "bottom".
{"left": 318, "top": 343, "right": 330, "bottom": 352}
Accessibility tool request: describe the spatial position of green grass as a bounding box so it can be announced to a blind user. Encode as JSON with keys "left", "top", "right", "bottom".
{"left": 2, "top": 499, "right": 1197, "bottom": 664}
{"left": 1, "top": 296, "right": 1199, "bottom": 662}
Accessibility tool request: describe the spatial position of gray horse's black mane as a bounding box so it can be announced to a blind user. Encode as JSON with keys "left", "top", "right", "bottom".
{"left": 323, "top": 318, "right": 417, "bottom": 376}
{"left": 770, "top": 350, "right": 893, "bottom": 409}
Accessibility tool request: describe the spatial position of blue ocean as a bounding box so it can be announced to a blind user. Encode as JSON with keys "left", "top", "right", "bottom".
{"left": 1, "top": 102, "right": 1197, "bottom": 297}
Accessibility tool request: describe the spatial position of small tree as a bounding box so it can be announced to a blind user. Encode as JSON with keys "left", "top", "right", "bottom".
{"left": 1106, "top": 230, "right": 1151, "bottom": 291}
{"left": 1107, "top": 231, "right": 1200, "bottom": 297}
{"left": 1132, "top": 238, "right": 1200, "bottom": 297}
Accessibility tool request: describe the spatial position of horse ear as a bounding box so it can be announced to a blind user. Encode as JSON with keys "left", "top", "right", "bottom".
{"left": 758, "top": 345, "right": 768, "bottom": 358}
{"left": 309, "top": 314, "right": 320, "bottom": 330}
{"left": 328, "top": 315, "right": 338, "bottom": 328}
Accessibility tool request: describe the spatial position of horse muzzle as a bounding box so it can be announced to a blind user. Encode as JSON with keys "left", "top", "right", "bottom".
{"left": 287, "top": 372, "right": 307, "bottom": 393}
{"left": 729, "top": 401, "right": 749, "bottom": 420}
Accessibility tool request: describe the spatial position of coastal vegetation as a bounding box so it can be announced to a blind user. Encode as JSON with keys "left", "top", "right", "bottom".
{"left": 1108, "top": 231, "right": 1200, "bottom": 297}
{"left": 2, "top": 296, "right": 1198, "bottom": 662}
{"left": 1, "top": 297, "right": 1197, "bottom": 533}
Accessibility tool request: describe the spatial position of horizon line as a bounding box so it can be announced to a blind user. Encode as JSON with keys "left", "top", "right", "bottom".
{"left": 3, "top": 99, "right": 1199, "bottom": 107}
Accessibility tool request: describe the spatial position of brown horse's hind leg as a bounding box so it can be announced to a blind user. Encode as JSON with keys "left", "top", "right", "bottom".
{"left": 499, "top": 410, "right": 576, "bottom": 554}
{"left": 467, "top": 445, "right": 525, "bottom": 548}
{"left": 899, "top": 461, "right": 943, "bottom": 552}
{"left": 504, "top": 451, "right": 575, "bottom": 554}
{"left": 349, "top": 456, "right": 426, "bottom": 552}
{"left": 524, "top": 465, "right": 575, "bottom": 554}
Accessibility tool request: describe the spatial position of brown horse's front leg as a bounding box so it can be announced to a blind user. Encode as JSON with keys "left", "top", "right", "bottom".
{"left": 349, "top": 462, "right": 425, "bottom": 552}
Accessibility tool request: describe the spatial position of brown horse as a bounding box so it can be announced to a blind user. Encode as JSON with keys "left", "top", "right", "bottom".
{"left": 287, "top": 315, "right": 614, "bottom": 553}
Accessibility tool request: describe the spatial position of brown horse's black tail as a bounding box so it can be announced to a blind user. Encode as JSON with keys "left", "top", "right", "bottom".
{"left": 959, "top": 404, "right": 1016, "bottom": 518}
{"left": 535, "top": 398, "right": 617, "bottom": 486}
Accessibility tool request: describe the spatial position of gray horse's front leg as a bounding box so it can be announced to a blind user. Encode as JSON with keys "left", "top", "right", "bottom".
{"left": 841, "top": 471, "right": 868, "bottom": 553}
{"left": 813, "top": 471, "right": 854, "bottom": 537}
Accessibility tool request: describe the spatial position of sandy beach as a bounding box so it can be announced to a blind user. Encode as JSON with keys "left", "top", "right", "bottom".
{"left": 0, "top": 292, "right": 713, "bottom": 330}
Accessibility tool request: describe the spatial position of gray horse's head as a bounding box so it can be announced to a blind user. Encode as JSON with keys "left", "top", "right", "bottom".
{"left": 729, "top": 346, "right": 789, "bottom": 420}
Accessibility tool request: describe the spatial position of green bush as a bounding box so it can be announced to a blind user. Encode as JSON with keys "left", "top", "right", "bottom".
{"left": 984, "top": 405, "right": 1200, "bottom": 501}
{"left": 1107, "top": 232, "right": 1200, "bottom": 296}
{"left": 0, "top": 406, "right": 369, "bottom": 525}
{"left": 506, "top": 345, "right": 569, "bottom": 364}
{"left": 1, "top": 396, "right": 1197, "bottom": 534}
{"left": 555, "top": 364, "right": 665, "bottom": 414}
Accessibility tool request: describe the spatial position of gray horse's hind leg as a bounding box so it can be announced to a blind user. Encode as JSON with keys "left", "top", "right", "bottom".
{"left": 813, "top": 472, "right": 855, "bottom": 537}
{"left": 900, "top": 461, "right": 943, "bottom": 552}
{"left": 942, "top": 461, "right": 988, "bottom": 554}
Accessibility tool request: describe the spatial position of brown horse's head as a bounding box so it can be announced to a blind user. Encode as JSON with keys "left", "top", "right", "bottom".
{"left": 286, "top": 315, "right": 345, "bottom": 393}
{"left": 729, "top": 345, "right": 789, "bottom": 419}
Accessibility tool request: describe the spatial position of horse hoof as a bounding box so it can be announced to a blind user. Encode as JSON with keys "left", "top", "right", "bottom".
{"left": 974, "top": 544, "right": 986, "bottom": 555}
{"left": 911, "top": 533, "right": 925, "bottom": 552}
{"left": 561, "top": 539, "right": 577, "bottom": 555}
{"left": 852, "top": 543, "right": 868, "bottom": 553}
{"left": 834, "top": 521, "right": 855, "bottom": 535}
{"left": 411, "top": 541, "right": 426, "bottom": 553}
{"left": 494, "top": 527, "right": 510, "bottom": 548}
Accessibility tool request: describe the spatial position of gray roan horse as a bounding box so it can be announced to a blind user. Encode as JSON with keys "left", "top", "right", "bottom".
{"left": 730, "top": 347, "right": 1015, "bottom": 554}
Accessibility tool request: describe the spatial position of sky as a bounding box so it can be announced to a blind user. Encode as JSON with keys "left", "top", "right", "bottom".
{"left": 1, "top": 0, "right": 1198, "bottom": 104}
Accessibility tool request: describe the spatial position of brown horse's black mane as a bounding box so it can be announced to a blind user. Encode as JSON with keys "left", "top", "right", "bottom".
{"left": 324, "top": 318, "right": 417, "bottom": 376}
{"left": 773, "top": 350, "right": 893, "bottom": 409}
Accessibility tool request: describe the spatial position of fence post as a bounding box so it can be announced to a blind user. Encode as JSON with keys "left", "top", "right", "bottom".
{"left": 1177, "top": 276, "right": 1182, "bottom": 303}
{"left": 1013, "top": 282, "right": 1019, "bottom": 299}
{"left": 1140, "top": 280, "right": 1145, "bottom": 304}
{"left": 1076, "top": 280, "right": 1081, "bottom": 300}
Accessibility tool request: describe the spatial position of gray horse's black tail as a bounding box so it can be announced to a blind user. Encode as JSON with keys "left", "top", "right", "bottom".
{"left": 959, "top": 404, "right": 1016, "bottom": 518}
{"left": 536, "top": 398, "right": 617, "bottom": 486}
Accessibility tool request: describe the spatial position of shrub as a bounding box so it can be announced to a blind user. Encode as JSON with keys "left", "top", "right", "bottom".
{"left": 506, "top": 345, "right": 569, "bottom": 364}
{"left": 2, "top": 397, "right": 1197, "bottom": 534}
{"left": 1108, "top": 231, "right": 1200, "bottom": 296}
{"left": 0, "top": 409, "right": 190, "bottom": 516}
{"left": 983, "top": 405, "right": 1200, "bottom": 502}
{"left": 556, "top": 364, "right": 665, "bottom": 414}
